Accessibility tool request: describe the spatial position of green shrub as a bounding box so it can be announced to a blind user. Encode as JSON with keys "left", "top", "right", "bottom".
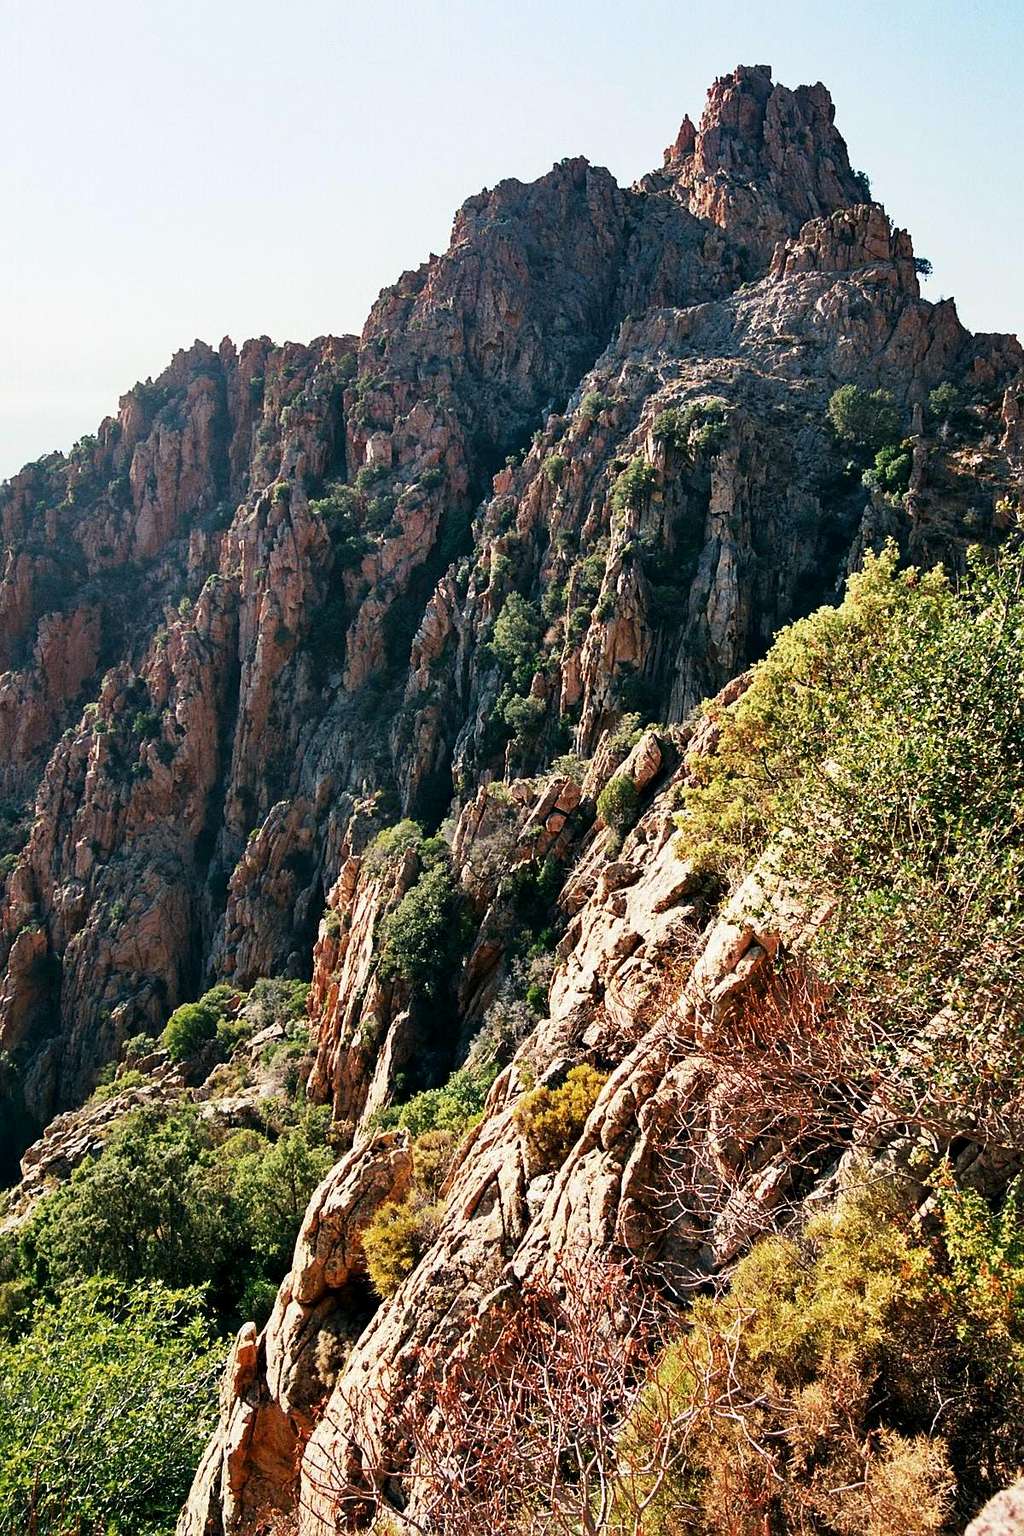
{"left": 863, "top": 440, "right": 912, "bottom": 495}
{"left": 652, "top": 398, "right": 729, "bottom": 458}
{"left": 14, "top": 1105, "right": 331, "bottom": 1327}
{"left": 378, "top": 861, "right": 470, "bottom": 996}
{"left": 674, "top": 540, "right": 1024, "bottom": 1073}
{"left": 244, "top": 977, "right": 309, "bottom": 1031}
{"left": 228, "top": 1128, "right": 333, "bottom": 1275}
{"left": 492, "top": 593, "right": 543, "bottom": 691}
{"left": 122, "top": 1031, "right": 156, "bottom": 1062}
{"left": 826, "top": 384, "right": 902, "bottom": 452}
{"left": 354, "top": 463, "right": 389, "bottom": 493}
{"left": 161, "top": 1000, "right": 219, "bottom": 1062}
{"left": 597, "top": 773, "right": 639, "bottom": 838}
{"left": 550, "top": 752, "right": 587, "bottom": 785}
{"left": 927, "top": 381, "right": 966, "bottom": 432}
{"left": 541, "top": 453, "right": 565, "bottom": 486}
{"left": 89, "top": 1067, "right": 145, "bottom": 1104}
{"left": 0, "top": 1279, "right": 224, "bottom": 1536}
{"left": 382, "top": 1065, "right": 497, "bottom": 1140}
{"left": 610, "top": 457, "right": 657, "bottom": 516}
{"left": 632, "top": 1181, "right": 1024, "bottom": 1532}
{"left": 309, "top": 481, "right": 369, "bottom": 566}
{"left": 579, "top": 390, "right": 610, "bottom": 423}
{"left": 501, "top": 691, "right": 546, "bottom": 745}
{"left": 935, "top": 1168, "right": 1024, "bottom": 1370}
{"left": 514, "top": 1064, "right": 607, "bottom": 1170}
{"left": 362, "top": 1197, "right": 443, "bottom": 1299}
{"left": 363, "top": 818, "right": 427, "bottom": 874}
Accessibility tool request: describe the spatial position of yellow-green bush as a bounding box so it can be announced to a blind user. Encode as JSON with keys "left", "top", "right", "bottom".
{"left": 362, "top": 1196, "right": 443, "bottom": 1299}
{"left": 674, "top": 541, "right": 1024, "bottom": 1074}
{"left": 514, "top": 1064, "right": 607, "bottom": 1170}
{"left": 628, "top": 1181, "right": 1024, "bottom": 1534}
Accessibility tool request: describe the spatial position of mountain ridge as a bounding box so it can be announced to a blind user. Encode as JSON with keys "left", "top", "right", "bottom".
{"left": 1, "top": 63, "right": 1023, "bottom": 1534}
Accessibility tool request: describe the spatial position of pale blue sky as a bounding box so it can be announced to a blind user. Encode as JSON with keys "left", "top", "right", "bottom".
{"left": 2, "top": 0, "right": 1021, "bottom": 481}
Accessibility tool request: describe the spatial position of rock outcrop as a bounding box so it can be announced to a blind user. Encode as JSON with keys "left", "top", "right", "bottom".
{"left": 0, "top": 62, "right": 1022, "bottom": 1529}
{"left": 966, "top": 1483, "right": 1024, "bottom": 1536}
{"left": 3, "top": 65, "right": 1019, "bottom": 1154}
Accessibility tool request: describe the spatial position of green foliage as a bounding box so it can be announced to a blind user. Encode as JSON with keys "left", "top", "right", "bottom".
{"left": 244, "top": 976, "right": 309, "bottom": 1030}
{"left": 379, "top": 1065, "right": 498, "bottom": 1140}
{"left": 851, "top": 167, "right": 873, "bottom": 200}
{"left": 514, "top": 1064, "right": 607, "bottom": 1170}
{"left": 13, "top": 1105, "right": 331, "bottom": 1327}
{"left": 935, "top": 1169, "right": 1024, "bottom": 1368}
{"left": 309, "top": 481, "right": 369, "bottom": 566}
{"left": 635, "top": 1182, "right": 1024, "bottom": 1531}
{"left": 504, "top": 854, "right": 563, "bottom": 936}
{"left": 826, "top": 384, "right": 902, "bottom": 453}
{"left": 362, "top": 1197, "right": 443, "bottom": 1299}
{"left": 863, "top": 440, "right": 913, "bottom": 495}
{"left": 160, "top": 982, "right": 245, "bottom": 1063}
{"left": 0, "top": 1279, "right": 224, "bottom": 1536}
{"left": 550, "top": 752, "right": 587, "bottom": 785}
{"left": 89, "top": 1067, "right": 145, "bottom": 1104}
{"left": 541, "top": 453, "right": 565, "bottom": 486}
{"left": 492, "top": 592, "right": 543, "bottom": 691}
{"left": 363, "top": 818, "right": 429, "bottom": 874}
{"left": 131, "top": 709, "right": 160, "bottom": 740}
{"left": 652, "top": 398, "right": 729, "bottom": 458}
{"left": 354, "top": 463, "right": 389, "bottom": 494}
{"left": 161, "top": 999, "right": 219, "bottom": 1062}
{"left": 610, "top": 457, "right": 657, "bottom": 516}
{"left": 605, "top": 712, "right": 645, "bottom": 755}
{"left": 675, "top": 540, "right": 1024, "bottom": 1065}
{"left": 378, "top": 860, "right": 470, "bottom": 996}
{"left": 500, "top": 691, "right": 546, "bottom": 745}
{"left": 122, "top": 1031, "right": 157, "bottom": 1063}
{"left": 597, "top": 773, "right": 639, "bottom": 837}
{"left": 927, "top": 381, "right": 965, "bottom": 431}
{"left": 228, "top": 1126, "right": 333, "bottom": 1276}
{"left": 579, "top": 390, "right": 610, "bottom": 423}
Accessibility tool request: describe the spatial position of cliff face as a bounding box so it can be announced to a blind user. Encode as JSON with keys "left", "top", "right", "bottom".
{"left": 2, "top": 63, "right": 1023, "bottom": 1527}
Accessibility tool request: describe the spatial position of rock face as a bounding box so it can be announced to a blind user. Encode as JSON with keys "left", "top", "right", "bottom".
{"left": 966, "top": 1483, "right": 1024, "bottom": 1536}
{"left": 657, "top": 64, "right": 868, "bottom": 263}
{"left": 177, "top": 714, "right": 819, "bottom": 1534}
{"left": 180, "top": 1135, "right": 412, "bottom": 1536}
{"left": 0, "top": 62, "right": 1022, "bottom": 1528}
{"left": 3, "top": 65, "right": 1019, "bottom": 1154}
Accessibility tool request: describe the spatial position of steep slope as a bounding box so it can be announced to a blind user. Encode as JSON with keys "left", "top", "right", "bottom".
{"left": 0, "top": 64, "right": 1023, "bottom": 1534}
{"left": 2, "top": 66, "right": 1019, "bottom": 1180}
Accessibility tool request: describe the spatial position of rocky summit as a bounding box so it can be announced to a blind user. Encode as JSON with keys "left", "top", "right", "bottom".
{"left": 2, "top": 63, "right": 1024, "bottom": 1536}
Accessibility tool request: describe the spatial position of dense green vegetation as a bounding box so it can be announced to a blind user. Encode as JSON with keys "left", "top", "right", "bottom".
{"left": 652, "top": 397, "right": 729, "bottom": 459}
{"left": 378, "top": 858, "right": 471, "bottom": 996}
{"left": 646, "top": 534, "right": 1024, "bottom": 1526}
{"left": 676, "top": 540, "right": 1024, "bottom": 1063}
{"left": 514, "top": 1064, "right": 607, "bottom": 1171}
{"left": 630, "top": 1179, "right": 1024, "bottom": 1533}
{"left": 826, "top": 382, "right": 902, "bottom": 451}
{"left": 2, "top": 1101, "right": 333, "bottom": 1328}
{"left": 826, "top": 383, "right": 912, "bottom": 496}
{"left": 610, "top": 456, "right": 657, "bottom": 516}
{"left": 597, "top": 772, "right": 639, "bottom": 843}
{"left": 0, "top": 1024, "right": 332, "bottom": 1536}
{"left": 0, "top": 1280, "right": 223, "bottom": 1535}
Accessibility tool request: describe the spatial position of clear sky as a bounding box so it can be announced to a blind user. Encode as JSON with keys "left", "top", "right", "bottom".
{"left": 3, "top": 0, "right": 1021, "bottom": 481}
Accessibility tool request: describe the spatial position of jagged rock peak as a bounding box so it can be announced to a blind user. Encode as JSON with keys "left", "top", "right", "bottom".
{"left": 770, "top": 203, "right": 920, "bottom": 295}
{"left": 658, "top": 63, "right": 867, "bottom": 262}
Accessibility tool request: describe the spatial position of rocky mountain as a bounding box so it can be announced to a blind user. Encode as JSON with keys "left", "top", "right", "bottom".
{"left": 2, "top": 63, "right": 1023, "bottom": 1536}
